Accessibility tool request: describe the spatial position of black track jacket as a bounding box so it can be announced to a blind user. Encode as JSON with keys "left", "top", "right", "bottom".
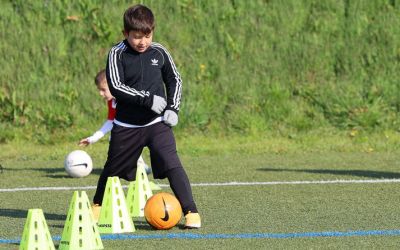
{"left": 106, "top": 40, "right": 182, "bottom": 125}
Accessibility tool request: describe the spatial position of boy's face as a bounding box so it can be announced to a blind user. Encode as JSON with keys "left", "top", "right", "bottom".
{"left": 124, "top": 30, "right": 153, "bottom": 53}
{"left": 97, "top": 81, "right": 113, "bottom": 101}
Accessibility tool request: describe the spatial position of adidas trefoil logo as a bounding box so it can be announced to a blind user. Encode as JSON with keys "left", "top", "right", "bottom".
{"left": 151, "top": 58, "right": 158, "bottom": 66}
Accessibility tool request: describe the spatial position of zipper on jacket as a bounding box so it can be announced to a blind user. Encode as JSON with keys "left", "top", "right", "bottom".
{"left": 139, "top": 53, "right": 144, "bottom": 87}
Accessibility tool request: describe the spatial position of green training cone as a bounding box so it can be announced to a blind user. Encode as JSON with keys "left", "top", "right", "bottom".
{"left": 130, "top": 180, "right": 162, "bottom": 191}
{"left": 97, "top": 177, "right": 135, "bottom": 234}
{"left": 149, "top": 181, "right": 162, "bottom": 190}
{"left": 126, "top": 164, "right": 153, "bottom": 217}
{"left": 19, "top": 209, "right": 55, "bottom": 250}
{"left": 59, "top": 191, "right": 103, "bottom": 250}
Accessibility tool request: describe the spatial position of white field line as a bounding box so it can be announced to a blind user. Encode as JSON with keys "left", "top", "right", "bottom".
{"left": 1, "top": 179, "right": 400, "bottom": 192}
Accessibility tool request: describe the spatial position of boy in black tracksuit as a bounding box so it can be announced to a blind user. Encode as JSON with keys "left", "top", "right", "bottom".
{"left": 92, "top": 4, "right": 201, "bottom": 228}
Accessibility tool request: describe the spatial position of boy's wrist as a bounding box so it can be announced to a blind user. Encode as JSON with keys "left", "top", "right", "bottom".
{"left": 145, "top": 94, "right": 155, "bottom": 109}
{"left": 88, "top": 131, "right": 105, "bottom": 144}
{"left": 165, "top": 107, "right": 179, "bottom": 115}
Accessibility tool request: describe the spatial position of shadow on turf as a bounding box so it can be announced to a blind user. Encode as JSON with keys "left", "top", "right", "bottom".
{"left": 133, "top": 221, "right": 157, "bottom": 231}
{"left": 0, "top": 208, "right": 66, "bottom": 220}
{"left": 257, "top": 168, "right": 400, "bottom": 179}
{"left": 133, "top": 220, "right": 187, "bottom": 230}
{"left": 3, "top": 167, "right": 102, "bottom": 178}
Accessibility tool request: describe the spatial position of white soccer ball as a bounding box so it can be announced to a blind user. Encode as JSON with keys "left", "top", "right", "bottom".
{"left": 64, "top": 150, "right": 93, "bottom": 178}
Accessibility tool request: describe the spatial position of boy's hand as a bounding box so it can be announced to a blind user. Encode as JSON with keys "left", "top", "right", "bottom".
{"left": 151, "top": 95, "right": 167, "bottom": 114}
{"left": 78, "top": 138, "right": 90, "bottom": 147}
{"left": 163, "top": 110, "right": 178, "bottom": 126}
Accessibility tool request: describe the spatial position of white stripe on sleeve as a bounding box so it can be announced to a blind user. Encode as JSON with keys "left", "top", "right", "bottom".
{"left": 151, "top": 43, "right": 182, "bottom": 110}
{"left": 108, "top": 42, "right": 149, "bottom": 98}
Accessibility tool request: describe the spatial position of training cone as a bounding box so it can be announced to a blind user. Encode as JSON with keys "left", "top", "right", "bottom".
{"left": 149, "top": 181, "right": 162, "bottom": 190}
{"left": 19, "top": 209, "right": 55, "bottom": 250}
{"left": 126, "top": 164, "right": 154, "bottom": 217}
{"left": 59, "top": 191, "right": 103, "bottom": 250}
{"left": 130, "top": 180, "right": 162, "bottom": 191}
{"left": 97, "top": 177, "right": 135, "bottom": 234}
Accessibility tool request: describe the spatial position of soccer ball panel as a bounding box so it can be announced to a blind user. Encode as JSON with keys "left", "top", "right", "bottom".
{"left": 64, "top": 150, "right": 93, "bottom": 178}
{"left": 144, "top": 192, "right": 182, "bottom": 230}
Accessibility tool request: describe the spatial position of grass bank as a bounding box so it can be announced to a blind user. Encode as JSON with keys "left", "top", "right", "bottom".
{"left": 1, "top": 0, "right": 400, "bottom": 144}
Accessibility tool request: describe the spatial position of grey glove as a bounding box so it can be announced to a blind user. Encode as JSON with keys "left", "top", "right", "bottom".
{"left": 163, "top": 110, "right": 178, "bottom": 126}
{"left": 151, "top": 95, "right": 167, "bottom": 114}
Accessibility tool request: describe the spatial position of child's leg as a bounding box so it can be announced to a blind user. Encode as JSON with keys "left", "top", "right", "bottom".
{"left": 146, "top": 123, "right": 201, "bottom": 228}
{"left": 146, "top": 123, "right": 198, "bottom": 215}
{"left": 93, "top": 166, "right": 111, "bottom": 205}
{"left": 166, "top": 167, "right": 198, "bottom": 214}
{"left": 93, "top": 124, "right": 144, "bottom": 205}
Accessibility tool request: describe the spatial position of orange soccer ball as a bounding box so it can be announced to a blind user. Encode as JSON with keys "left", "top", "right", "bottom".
{"left": 144, "top": 192, "right": 182, "bottom": 230}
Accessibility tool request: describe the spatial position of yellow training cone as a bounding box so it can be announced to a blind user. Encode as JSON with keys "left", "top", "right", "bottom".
{"left": 149, "top": 181, "right": 162, "bottom": 190}
{"left": 126, "top": 164, "right": 153, "bottom": 217}
{"left": 97, "top": 177, "right": 135, "bottom": 233}
{"left": 19, "top": 209, "right": 55, "bottom": 250}
{"left": 130, "top": 180, "right": 162, "bottom": 191}
{"left": 59, "top": 191, "right": 103, "bottom": 250}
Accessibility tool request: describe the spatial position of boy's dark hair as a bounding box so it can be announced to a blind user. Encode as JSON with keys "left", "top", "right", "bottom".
{"left": 95, "top": 69, "right": 106, "bottom": 86}
{"left": 123, "top": 4, "right": 155, "bottom": 34}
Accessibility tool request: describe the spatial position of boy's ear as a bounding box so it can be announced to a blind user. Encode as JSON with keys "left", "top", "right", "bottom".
{"left": 122, "top": 30, "right": 129, "bottom": 38}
